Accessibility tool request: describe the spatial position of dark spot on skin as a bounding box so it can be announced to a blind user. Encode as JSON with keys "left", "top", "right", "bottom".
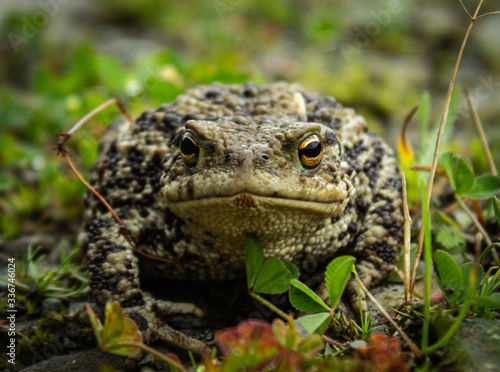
{"left": 182, "top": 113, "right": 196, "bottom": 123}
{"left": 331, "top": 213, "right": 343, "bottom": 224}
{"left": 134, "top": 183, "right": 145, "bottom": 193}
{"left": 140, "top": 224, "right": 167, "bottom": 247}
{"left": 162, "top": 113, "right": 182, "bottom": 130}
{"left": 138, "top": 109, "right": 155, "bottom": 121}
{"left": 97, "top": 163, "right": 106, "bottom": 185}
{"left": 168, "top": 169, "right": 177, "bottom": 182}
{"left": 164, "top": 210, "right": 180, "bottom": 226}
{"left": 205, "top": 90, "right": 221, "bottom": 99}
{"left": 364, "top": 242, "right": 397, "bottom": 263}
{"left": 356, "top": 199, "right": 369, "bottom": 217}
{"left": 87, "top": 219, "right": 114, "bottom": 243}
{"left": 243, "top": 82, "right": 259, "bottom": 97}
{"left": 362, "top": 140, "right": 385, "bottom": 189}
{"left": 105, "top": 273, "right": 134, "bottom": 291}
{"left": 109, "top": 140, "right": 117, "bottom": 154}
{"left": 324, "top": 131, "right": 339, "bottom": 148}
{"left": 117, "top": 207, "right": 130, "bottom": 219}
{"left": 344, "top": 141, "right": 368, "bottom": 162}
{"left": 331, "top": 205, "right": 350, "bottom": 224}
{"left": 128, "top": 312, "right": 148, "bottom": 330}
{"left": 162, "top": 211, "right": 188, "bottom": 254}
{"left": 281, "top": 141, "right": 294, "bottom": 152}
{"left": 331, "top": 117, "right": 342, "bottom": 130}
{"left": 88, "top": 264, "right": 137, "bottom": 296}
{"left": 348, "top": 222, "right": 358, "bottom": 234}
{"left": 372, "top": 201, "right": 404, "bottom": 242}
{"left": 121, "top": 292, "right": 145, "bottom": 308}
{"left": 187, "top": 180, "right": 194, "bottom": 198}
{"left": 381, "top": 176, "right": 402, "bottom": 193}
{"left": 338, "top": 231, "right": 348, "bottom": 240}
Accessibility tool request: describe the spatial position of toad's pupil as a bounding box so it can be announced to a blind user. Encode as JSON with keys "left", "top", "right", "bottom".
{"left": 181, "top": 137, "right": 198, "bottom": 155}
{"left": 303, "top": 141, "right": 321, "bottom": 157}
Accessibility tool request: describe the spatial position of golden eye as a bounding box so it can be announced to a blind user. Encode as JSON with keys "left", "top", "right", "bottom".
{"left": 299, "top": 134, "right": 322, "bottom": 169}
{"left": 180, "top": 133, "right": 199, "bottom": 167}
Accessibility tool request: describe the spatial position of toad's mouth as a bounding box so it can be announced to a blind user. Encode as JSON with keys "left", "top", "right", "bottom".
{"left": 166, "top": 192, "right": 347, "bottom": 217}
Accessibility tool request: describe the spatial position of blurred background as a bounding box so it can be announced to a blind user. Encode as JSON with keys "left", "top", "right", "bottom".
{"left": 0, "top": 0, "right": 499, "bottom": 250}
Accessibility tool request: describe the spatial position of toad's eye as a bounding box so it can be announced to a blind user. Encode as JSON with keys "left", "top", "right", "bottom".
{"left": 180, "top": 133, "right": 199, "bottom": 167}
{"left": 298, "top": 134, "right": 322, "bottom": 169}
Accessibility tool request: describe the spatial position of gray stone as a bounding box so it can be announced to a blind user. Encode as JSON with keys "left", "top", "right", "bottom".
{"left": 446, "top": 318, "right": 500, "bottom": 371}
{"left": 19, "top": 349, "right": 127, "bottom": 372}
{"left": 41, "top": 298, "right": 64, "bottom": 317}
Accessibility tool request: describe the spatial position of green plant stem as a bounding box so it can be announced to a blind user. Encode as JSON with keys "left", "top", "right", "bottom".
{"left": 411, "top": 0, "right": 484, "bottom": 295}
{"left": 352, "top": 268, "right": 364, "bottom": 330}
{"left": 480, "top": 243, "right": 500, "bottom": 263}
{"left": 458, "top": 0, "right": 472, "bottom": 18}
{"left": 249, "top": 291, "right": 288, "bottom": 321}
{"left": 421, "top": 178, "right": 432, "bottom": 353}
{"left": 321, "top": 335, "right": 348, "bottom": 348}
{"left": 456, "top": 195, "right": 500, "bottom": 265}
{"left": 476, "top": 11, "right": 500, "bottom": 19}
{"left": 465, "top": 88, "right": 498, "bottom": 176}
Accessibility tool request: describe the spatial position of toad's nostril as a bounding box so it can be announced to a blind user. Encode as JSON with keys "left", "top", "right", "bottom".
{"left": 224, "top": 154, "right": 233, "bottom": 161}
{"left": 260, "top": 154, "right": 270, "bottom": 161}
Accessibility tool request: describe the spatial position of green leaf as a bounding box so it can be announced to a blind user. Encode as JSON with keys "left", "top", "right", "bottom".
{"left": 283, "top": 261, "right": 300, "bottom": 280}
{"left": 453, "top": 155, "right": 475, "bottom": 194}
{"left": 102, "top": 302, "right": 143, "bottom": 357}
{"left": 252, "top": 257, "right": 292, "bottom": 294}
{"left": 458, "top": 262, "right": 483, "bottom": 303}
{"left": 439, "top": 152, "right": 455, "bottom": 188}
{"left": 296, "top": 312, "right": 331, "bottom": 335}
{"left": 464, "top": 175, "right": 500, "bottom": 200}
{"left": 325, "top": 256, "right": 356, "bottom": 310}
{"left": 436, "top": 229, "right": 465, "bottom": 250}
{"left": 493, "top": 197, "right": 500, "bottom": 225}
{"left": 289, "top": 279, "right": 330, "bottom": 313}
{"left": 246, "top": 234, "right": 264, "bottom": 289}
{"left": 434, "top": 250, "right": 464, "bottom": 305}
{"left": 85, "top": 303, "right": 103, "bottom": 348}
{"left": 85, "top": 302, "right": 143, "bottom": 358}
{"left": 473, "top": 293, "right": 500, "bottom": 309}
{"left": 439, "top": 153, "right": 475, "bottom": 194}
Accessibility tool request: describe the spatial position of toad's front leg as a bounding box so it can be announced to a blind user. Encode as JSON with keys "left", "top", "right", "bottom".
{"left": 86, "top": 216, "right": 210, "bottom": 354}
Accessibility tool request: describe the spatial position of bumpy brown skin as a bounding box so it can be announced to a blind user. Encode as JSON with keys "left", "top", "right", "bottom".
{"left": 82, "top": 82, "right": 404, "bottom": 353}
